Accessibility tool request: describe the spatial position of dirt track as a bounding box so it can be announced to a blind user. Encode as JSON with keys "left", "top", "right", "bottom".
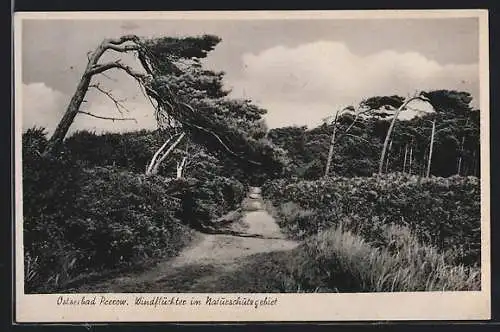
{"left": 72, "top": 188, "right": 298, "bottom": 293}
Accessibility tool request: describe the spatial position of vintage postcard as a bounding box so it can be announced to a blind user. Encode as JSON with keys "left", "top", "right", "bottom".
{"left": 14, "top": 10, "right": 490, "bottom": 322}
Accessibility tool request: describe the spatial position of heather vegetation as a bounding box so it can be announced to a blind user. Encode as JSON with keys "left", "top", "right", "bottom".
{"left": 22, "top": 33, "right": 482, "bottom": 293}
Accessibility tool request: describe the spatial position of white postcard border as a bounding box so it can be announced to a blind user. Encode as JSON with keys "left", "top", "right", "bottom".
{"left": 13, "top": 9, "right": 491, "bottom": 322}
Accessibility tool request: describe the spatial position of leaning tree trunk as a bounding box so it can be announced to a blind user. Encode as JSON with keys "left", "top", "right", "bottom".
{"left": 43, "top": 43, "right": 110, "bottom": 155}
{"left": 176, "top": 157, "right": 188, "bottom": 179}
{"left": 378, "top": 95, "right": 426, "bottom": 174}
{"left": 323, "top": 106, "right": 365, "bottom": 178}
{"left": 385, "top": 140, "right": 393, "bottom": 173}
{"left": 42, "top": 35, "right": 146, "bottom": 156}
{"left": 403, "top": 144, "right": 408, "bottom": 173}
{"left": 145, "top": 132, "right": 186, "bottom": 176}
{"left": 324, "top": 124, "right": 337, "bottom": 177}
{"left": 426, "top": 120, "right": 436, "bottom": 178}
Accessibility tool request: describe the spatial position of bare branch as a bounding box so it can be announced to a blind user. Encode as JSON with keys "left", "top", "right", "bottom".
{"left": 77, "top": 111, "right": 137, "bottom": 122}
{"left": 98, "top": 72, "right": 118, "bottom": 82}
{"left": 89, "top": 83, "right": 129, "bottom": 115}
{"left": 333, "top": 105, "right": 372, "bottom": 142}
{"left": 86, "top": 60, "right": 147, "bottom": 79}
{"left": 105, "top": 44, "right": 140, "bottom": 53}
{"left": 138, "top": 52, "right": 154, "bottom": 75}
{"left": 105, "top": 35, "right": 140, "bottom": 45}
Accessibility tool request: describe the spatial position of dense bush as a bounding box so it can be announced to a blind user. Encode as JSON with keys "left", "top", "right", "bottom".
{"left": 177, "top": 175, "right": 245, "bottom": 230}
{"left": 23, "top": 130, "right": 85, "bottom": 292}
{"left": 262, "top": 173, "right": 481, "bottom": 266}
{"left": 23, "top": 128, "right": 248, "bottom": 292}
{"left": 23, "top": 142, "right": 193, "bottom": 292}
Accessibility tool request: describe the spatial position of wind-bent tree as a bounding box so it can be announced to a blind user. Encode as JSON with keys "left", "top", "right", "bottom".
{"left": 43, "top": 34, "right": 288, "bottom": 178}
{"left": 377, "top": 92, "right": 432, "bottom": 174}
{"left": 43, "top": 35, "right": 153, "bottom": 155}
{"left": 323, "top": 103, "right": 373, "bottom": 177}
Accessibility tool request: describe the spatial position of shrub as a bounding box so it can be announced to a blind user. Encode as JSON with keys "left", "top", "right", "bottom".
{"left": 262, "top": 173, "right": 481, "bottom": 266}
{"left": 23, "top": 151, "right": 192, "bottom": 292}
{"left": 178, "top": 175, "right": 246, "bottom": 229}
{"left": 23, "top": 133, "right": 85, "bottom": 292}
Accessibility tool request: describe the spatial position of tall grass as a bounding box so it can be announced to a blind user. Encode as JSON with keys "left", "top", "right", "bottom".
{"left": 295, "top": 224, "right": 480, "bottom": 292}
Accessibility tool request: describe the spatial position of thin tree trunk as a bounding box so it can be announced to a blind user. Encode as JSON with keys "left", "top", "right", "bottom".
{"left": 403, "top": 144, "right": 408, "bottom": 173}
{"left": 379, "top": 96, "right": 424, "bottom": 174}
{"left": 457, "top": 118, "right": 469, "bottom": 176}
{"left": 324, "top": 121, "right": 338, "bottom": 177}
{"left": 426, "top": 120, "right": 436, "bottom": 178}
{"left": 457, "top": 143, "right": 464, "bottom": 176}
{"left": 146, "top": 132, "right": 186, "bottom": 176}
{"left": 408, "top": 145, "right": 413, "bottom": 175}
{"left": 145, "top": 136, "right": 175, "bottom": 174}
{"left": 472, "top": 149, "right": 477, "bottom": 176}
{"left": 422, "top": 148, "right": 427, "bottom": 177}
{"left": 385, "top": 140, "right": 392, "bottom": 173}
{"left": 176, "top": 157, "right": 188, "bottom": 178}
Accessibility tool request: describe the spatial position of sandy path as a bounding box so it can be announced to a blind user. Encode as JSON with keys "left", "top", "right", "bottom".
{"left": 72, "top": 188, "right": 298, "bottom": 293}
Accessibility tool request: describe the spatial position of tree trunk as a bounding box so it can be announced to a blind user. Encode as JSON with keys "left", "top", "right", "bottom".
{"left": 456, "top": 140, "right": 464, "bottom": 176}
{"left": 426, "top": 120, "right": 436, "bottom": 178}
{"left": 457, "top": 119, "right": 469, "bottom": 176}
{"left": 146, "top": 132, "right": 186, "bottom": 176}
{"left": 176, "top": 157, "right": 188, "bottom": 178}
{"left": 403, "top": 144, "right": 408, "bottom": 173}
{"left": 385, "top": 140, "right": 392, "bottom": 173}
{"left": 408, "top": 145, "right": 413, "bottom": 175}
{"left": 43, "top": 43, "right": 109, "bottom": 156}
{"left": 472, "top": 149, "right": 477, "bottom": 176}
{"left": 145, "top": 136, "right": 175, "bottom": 174}
{"left": 324, "top": 124, "right": 337, "bottom": 177}
{"left": 378, "top": 96, "right": 424, "bottom": 174}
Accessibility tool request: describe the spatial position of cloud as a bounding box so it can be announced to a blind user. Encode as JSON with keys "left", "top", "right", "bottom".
{"left": 228, "top": 41, "right": 479, "bottom": 128}
{"left": 22, "top": 83, "right": 68, "bottom": 134}
{"left": 22, "top": 82, "right": 157, "bottom": 136}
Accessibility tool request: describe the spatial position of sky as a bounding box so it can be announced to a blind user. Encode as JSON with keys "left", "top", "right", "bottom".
{"left": 19, "top": 14, "right": 480, "bottom": 135}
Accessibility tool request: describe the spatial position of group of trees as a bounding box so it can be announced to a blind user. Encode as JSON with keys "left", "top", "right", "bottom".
{"left": 268, "top": 90, "right": 480, "bottom": 180}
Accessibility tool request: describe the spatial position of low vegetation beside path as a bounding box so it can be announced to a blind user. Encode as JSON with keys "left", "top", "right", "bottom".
{"left": 260, "top": 174, "right": 481, "bottom": 292}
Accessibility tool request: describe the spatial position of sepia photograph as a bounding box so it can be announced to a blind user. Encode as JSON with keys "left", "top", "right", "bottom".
{"left": 14, "top": 10, "right": 490, "bottom": 322}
